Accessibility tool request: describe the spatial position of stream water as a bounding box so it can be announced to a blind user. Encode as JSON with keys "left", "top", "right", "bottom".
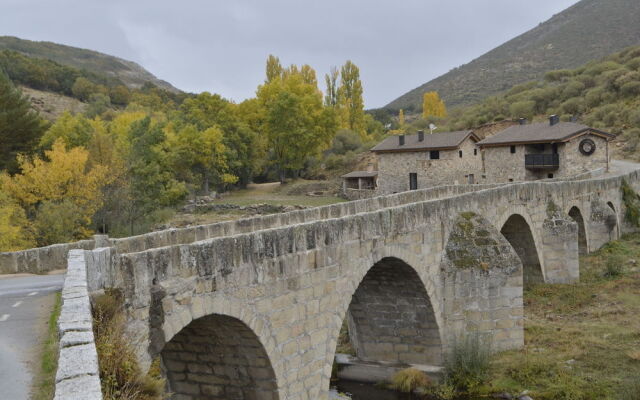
{"left": 330, "top": 380, "right": 413, "bottom": 399}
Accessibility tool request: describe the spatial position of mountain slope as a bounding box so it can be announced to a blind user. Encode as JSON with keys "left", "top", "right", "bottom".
{"left": 385, "top": 0, "right": 640, "bottom": 111}
{"left": 0, "top": 36, "right": 180, "bottom": 93}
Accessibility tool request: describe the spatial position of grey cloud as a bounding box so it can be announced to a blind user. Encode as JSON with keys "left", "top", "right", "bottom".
{"left": 1, "top": 0, "right": 579, "bottom": 107}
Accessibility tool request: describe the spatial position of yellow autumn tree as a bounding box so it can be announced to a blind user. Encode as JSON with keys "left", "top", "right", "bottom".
{"left": 399, "top": 109, "right": 405, "bottom": 126}
{"left": 1, "top": 139, "right": 109, "bottom": 245}
{"left": 0, "top": 187, "right": 34, "bottom": 251}
{"left": 422, "top": 91, "right": 447, "bottom": 119}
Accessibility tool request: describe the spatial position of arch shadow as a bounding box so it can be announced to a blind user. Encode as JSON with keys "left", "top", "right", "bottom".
{"left": 500, "top": 214, "right": 544, "bottom": 288}
{"left": 344, "top": 257, "right": 442, "bottom": 366}
{"left": 161, "top": 313, "right": 279, "bottom": 400}
{"left": 568, "top": 206, "right": 588, "bottom": 255}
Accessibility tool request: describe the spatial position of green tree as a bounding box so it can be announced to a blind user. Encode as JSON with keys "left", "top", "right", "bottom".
{"left": 324, "top": 66, "right": 339, "bottom": 107}
{"left": 257, "top": 69, "right": 337, "bottom": 182}
{"left": 71, "top": 77, "right": 96, "bottom": 101}
{"left": 266, "top": 54, "right": 284, "bottom": 83}
{"left": 0, "top": 69, "right": 46, "bottom": 173}
{"left": 39, "top": 111, "right": 93, "bottom": 149}
{"left": 338, "top": 61, "right": 366, "bottom": 136}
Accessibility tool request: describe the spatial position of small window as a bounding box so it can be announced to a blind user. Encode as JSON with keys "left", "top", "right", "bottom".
{"left": 409, "top": 173, "right": 418, "bottom": 190}
{"left": 510, "top": 145, "right": 516, "bottom": 154}
{"left": 474, "top": 149, "right": 478, "bottom": 156}
{"left": 482, "top": 175, "right": 487, "bottom": 179}
{"left": 429, "top": 150, "right": 440, "bottom": 160}
{"left": 508, "top": 178, "right": 514, "bottom": 182}
{"left": 459, "top": 150, "right": 463, "bottom": 158}
{"left": 548, "top": 173, "right": 554, "bottom": 179}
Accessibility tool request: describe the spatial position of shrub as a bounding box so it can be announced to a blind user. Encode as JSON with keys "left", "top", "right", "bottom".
{"left": 604, "top": 253, "right": 625, "bottom": 277}
{"left": 621, "top": 81, "right": 640, "bottom": 97}
{"left": 621, "top": 179, "right": 640, "bottom": 227}
{"left": 444, "top": 332, "right": 491, "bottom": 390}
{"left": 390, "top": 368, "right": 431, "bottom": 392}
{"left": 92, "top": 290, "right": 165, "bottom": 400}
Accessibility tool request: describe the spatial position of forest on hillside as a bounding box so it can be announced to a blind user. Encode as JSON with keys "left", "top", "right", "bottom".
{"left": 0, "top": 55, "right": 385, "bottom": 251}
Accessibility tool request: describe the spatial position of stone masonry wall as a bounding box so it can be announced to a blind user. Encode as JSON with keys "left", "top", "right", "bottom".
{"left": 54, "top": 250, "right": 102, "bottom": 400}
{"left": 0, "top": 239, "right": 95, "bottom": 274}
{"left": 162, "top": 314, "right": 278, "bottom": 400}
{"left": 441, "top": 212, "right": 524, "bottom": 352}
{"left": 347, "top": 257, "right": 442, "bottom": 365}
{"left": 82, "top": 168, "right": 637, "bottom": 400}
{"left": 376, "top": 136, "right": 482, "bottom": 194}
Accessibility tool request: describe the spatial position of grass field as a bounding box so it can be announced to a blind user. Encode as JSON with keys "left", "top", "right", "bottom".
{"left": 167, "top": 180, "right": 345, "bottom": 227}
{"left": 487, "top": 234, "right": 640, "bottom": 399}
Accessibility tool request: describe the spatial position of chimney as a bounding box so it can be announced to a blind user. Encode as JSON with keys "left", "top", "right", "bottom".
{"left": 549, "top": 115, "right": 560, "bottom": 126}
{"left": 399, "top": 134, "right": 405, "bottom": 146}
{"left": 518, "top": 118, "right": 527, "bottom": 125}
{"left": 418, "top": 130, "right": 425, "bottom": 142}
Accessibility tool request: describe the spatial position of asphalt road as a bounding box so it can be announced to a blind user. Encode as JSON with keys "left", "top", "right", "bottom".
{"left": 0, "top": 274, "right": 64, "bottom": 400}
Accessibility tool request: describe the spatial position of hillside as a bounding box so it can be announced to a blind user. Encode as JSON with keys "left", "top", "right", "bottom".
{"left": 19, "top": 86, "right": 86, "bottom": 121}
{"left": 385, "top": 0, "right": 640, "bottom": 112}
{"left": 0, "top": 36, "right": 180, "bottom": 93}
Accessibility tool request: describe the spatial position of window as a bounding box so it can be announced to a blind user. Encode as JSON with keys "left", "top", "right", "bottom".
{"left": 482, "top": 175, "right": 486, "bottom": 179}
{"left": 429, "top": 150, "right": 440, "bottom": 160}
{"left": 474, "top": 149, "right": 478, "bottom": 156}
{"left": 508, "top": 178, "right": 514, "bottom": 182}
{"left": 459, "top": 150, "right": 463, "bottom": 158}
{"left": 510, "top": 145, "right": 516, "bottom": 154}
{"left": 409, "top": 173, "right": 418, "bottom": 190}
{"left": 548, "top": 173, "right": 554, "bottom": 179}
{"left": 552, "top": 143, "right": 558, "bottom": 154}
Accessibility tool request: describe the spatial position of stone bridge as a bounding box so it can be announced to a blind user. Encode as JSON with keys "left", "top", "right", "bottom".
{"left": 76, "top": 169, "right": 639, "bottom": 400}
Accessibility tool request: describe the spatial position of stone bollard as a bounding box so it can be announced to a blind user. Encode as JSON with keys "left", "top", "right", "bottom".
{"left": 93, "top": 234, "right": 110, "bottom": 249}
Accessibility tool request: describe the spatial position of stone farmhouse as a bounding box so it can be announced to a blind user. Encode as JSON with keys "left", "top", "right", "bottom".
{"left": 369, "top": 129, "right": 482, "bottom": 194}
{"left": 344, "top": 116, "right": 615, "bottom": 197}
{"left": 477, "top": 116, "right": 614, "bottom": 182}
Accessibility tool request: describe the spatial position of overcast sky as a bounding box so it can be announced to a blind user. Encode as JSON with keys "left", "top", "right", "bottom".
{"left": 1, "top": 0, "right": 580, "bottom": 108}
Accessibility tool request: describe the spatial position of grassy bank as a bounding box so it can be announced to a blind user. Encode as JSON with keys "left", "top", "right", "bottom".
{"left": 488, "top": 233, "right": 640, "bottom": 399}
{"left": 32, "top": 292, "right": 62, "bottom": 400}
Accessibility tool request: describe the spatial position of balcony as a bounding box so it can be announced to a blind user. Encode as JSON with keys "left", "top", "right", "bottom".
{"left": 525, "top": 153, "right": 559, "bottom": 170}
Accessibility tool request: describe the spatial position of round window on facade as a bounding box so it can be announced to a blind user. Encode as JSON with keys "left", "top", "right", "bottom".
{"left": 579, "top": 139, "right": 596, "bottom": 156}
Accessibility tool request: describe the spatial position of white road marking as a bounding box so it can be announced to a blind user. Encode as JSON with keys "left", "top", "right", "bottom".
{"left": 0, "top": 314, "right": 9, "bottom": 322}
{"left": 28, "top": 291, "right": 38, "bottom": 296}
{"left": 12, "top": 301, "right": 22, "bottom": 308}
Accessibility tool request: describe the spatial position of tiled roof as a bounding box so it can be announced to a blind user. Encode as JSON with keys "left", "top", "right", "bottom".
{"left": 371, "top": 130, "right": 477, "bottom": 152}
{"left": 477, "top": 122, "right": 614, "bottom": 146}
{"left": 341, "top": 171, "right": 378, "bottom": 178}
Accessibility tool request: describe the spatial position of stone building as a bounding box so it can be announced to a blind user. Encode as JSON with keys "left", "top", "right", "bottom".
{"left": 341, "top": 168, "right": 378, "bottom": 200}
{"left": 477, "top": 116, "right": 615, "bottom": 183}
{"left": 370, "top": 130, "right": 482, "bottom": 194}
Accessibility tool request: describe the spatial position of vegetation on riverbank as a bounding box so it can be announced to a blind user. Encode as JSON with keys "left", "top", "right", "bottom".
{"left": 92, "top": 290, "right": 165, "bottom": 400}
{"left": 32, "top": 292, "right": 61, "bottom": 400}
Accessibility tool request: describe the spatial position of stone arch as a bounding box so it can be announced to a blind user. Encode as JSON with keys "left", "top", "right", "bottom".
{"left": 568, "top": 206, "right": 588, "bottom": 255}
{"left": 161, "top": 313, "right": 280, "bottom": 400}
{"left": 344, "top": 256, "right": 443, "bottom": 365}
{"left": 607, "top": 201, "right": 620, "bottom": 238}
{"left": 500, "top": 214, "right": 544, "bottom": 288}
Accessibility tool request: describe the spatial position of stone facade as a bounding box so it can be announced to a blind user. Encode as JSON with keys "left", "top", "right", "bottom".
{"left": 481, "top": 133, "right": 609, "bottom": 183}
{"left": 377, "top": 136, "right": 482, "bottom": 194}
{"left": 75, "top": 168, "right": 637, "bottom": 400}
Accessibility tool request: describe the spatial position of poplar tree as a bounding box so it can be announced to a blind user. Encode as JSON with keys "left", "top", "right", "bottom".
{"left": 337, "top": 61, "right": 366, "bottom": 137}
{"left": 0, "top": 69, "right": 46, "bottom": 173}
{"left": 422, "top": 91, "right": 447, "bottom": 119}
{"left": 324, "top": 66, "right": 339, "bottom": 107}
{"left": 265, "top": 55, "right": 284, "bottom": 83}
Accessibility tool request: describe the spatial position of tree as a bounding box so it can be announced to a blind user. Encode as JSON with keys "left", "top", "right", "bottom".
{"left": 337, "top": 61, "right": 366, "bottom": 136}
{"left": 164, "top": 124, "right": 237, "bottom": 194}
{"left": 257, "top": 68, "right": 337, "bottom": 182}
{"left": 39, "top": 111, "right": 93, "bottom": 149}
{"left": 109, "top": 85, "right": 131, "bottom": 106}
{"left": 324, "top": 66, "right": 339, "bottom": 107}
{"left": 1, "top": 139, "right": 109, "bottom": 244}
{"left": 0, "top": 188, "right": 34, "bottom": 251}
{"left": 422, "top": 92, "right": 447, "bottom": 119}
{"left": 71, "top": 77, "right": 96, "bottom": 101}
{"left": 266, "top": 55, "right": 284, "bottom": 83}
{"left": 0, "top": 69, "right": 46, "bottom": 173}
{"left": 399, "top": 109, "right": 405, "bottom": 126}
